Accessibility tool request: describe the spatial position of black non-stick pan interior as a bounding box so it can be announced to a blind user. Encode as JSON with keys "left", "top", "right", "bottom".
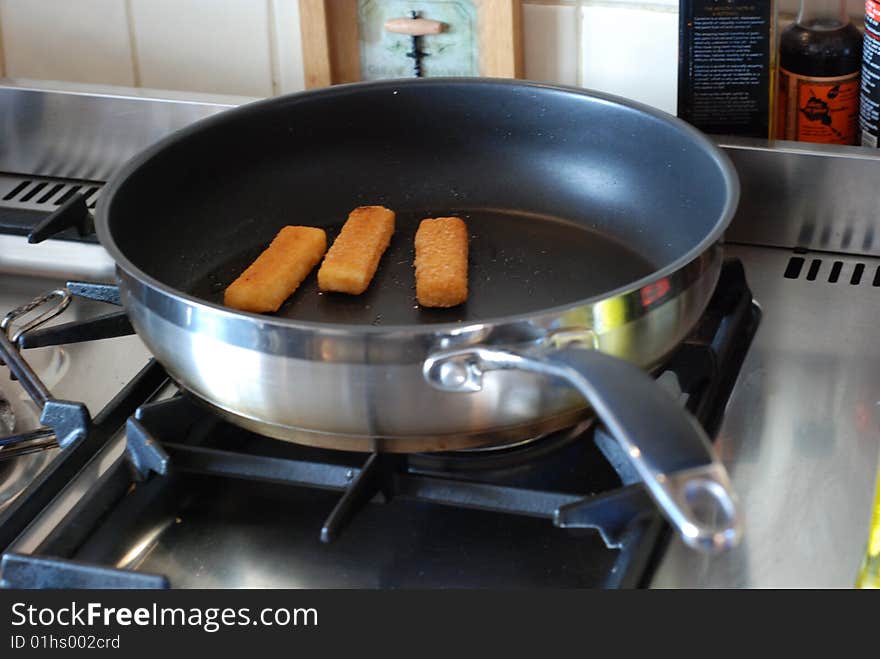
{"left": 102, "top": 80, "right": 732, "bottom": 326}
{"left": 187, "top": 207, "right": 654, "bottom": 326}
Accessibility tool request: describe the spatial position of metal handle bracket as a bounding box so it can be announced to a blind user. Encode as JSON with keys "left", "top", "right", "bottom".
{"left": 424, "top": 344, "right": 743, "bottom": 553}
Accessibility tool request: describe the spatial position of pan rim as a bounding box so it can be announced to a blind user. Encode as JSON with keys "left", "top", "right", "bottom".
{"left": 95, "top": 77, "right": 739, "bottom": 335}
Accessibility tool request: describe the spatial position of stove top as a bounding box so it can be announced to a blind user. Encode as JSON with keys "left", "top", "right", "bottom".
{"left": 0, "top": 259, "right": 757, "bottom": 588}
{"left": 1, "top": 82, "right": 878, "bottom": 588}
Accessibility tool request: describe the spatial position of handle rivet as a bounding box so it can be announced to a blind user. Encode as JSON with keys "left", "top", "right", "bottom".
{"left": 438, "top": 360, "right": 469, "bottom": 388}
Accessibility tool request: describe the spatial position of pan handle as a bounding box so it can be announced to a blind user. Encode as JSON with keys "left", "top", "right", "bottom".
{"left": 423, "top": 343, "right": 742, "bottom": 553}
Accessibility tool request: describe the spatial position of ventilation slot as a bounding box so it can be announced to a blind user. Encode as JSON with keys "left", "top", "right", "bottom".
{"left": 36, "top": 183, "right": 65, "bottom": 205}
{"left": 54, "top": 185, "right": 82, "bottom": 206}
{"left": 784, "top": 256, "right": 805, "bottom": 279}
{"left": 83, "top": 186, "right": 100, "bottom": 208}
{"left": 2, "top": 180, "right": 30, "bottom": 201}
{"left": 850, "top": 263, "right": 865, "bottom": 285}
{"left": 806, "top": 259, "right": 821, "bottom": 281}
{"left": 828, "top": 261, "right": 843, "bottom": 283}
{"left": 19, "top": 182, "right": 48, "bottom": 203}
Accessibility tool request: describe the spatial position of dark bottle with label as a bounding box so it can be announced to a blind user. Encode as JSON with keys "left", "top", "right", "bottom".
{"left": 777, "top": 0, "right": 863, "bottom": 144}
{"left": 860, "top": 1, "right": 880, "bottom": 146}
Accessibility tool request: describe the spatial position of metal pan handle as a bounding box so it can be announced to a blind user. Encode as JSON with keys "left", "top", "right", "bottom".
{"left": 423, "top": 344, "right": 742, "bottom": 553}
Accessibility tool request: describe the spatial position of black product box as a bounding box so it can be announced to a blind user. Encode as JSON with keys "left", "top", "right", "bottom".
{"left": 678, "top": 1, "right": 773, "bottom": 138}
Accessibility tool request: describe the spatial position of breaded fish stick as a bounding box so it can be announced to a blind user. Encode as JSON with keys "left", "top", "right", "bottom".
{"left": 224, "top": 226, "right": 327, "bottom": 313}
{"left": 414, "top": 217, "right": 469, "bottom": 308}
{"left": 318, "top": 206, "right": 395, "bottom": 295}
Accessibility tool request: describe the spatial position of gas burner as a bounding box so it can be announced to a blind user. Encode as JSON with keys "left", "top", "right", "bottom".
{"left": 410, "top": 418, "right": 594, "bottom": 472}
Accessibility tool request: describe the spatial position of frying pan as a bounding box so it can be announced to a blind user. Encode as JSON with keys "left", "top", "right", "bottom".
{"left": 95, "top": 79, "right": 741, "bottom": 552}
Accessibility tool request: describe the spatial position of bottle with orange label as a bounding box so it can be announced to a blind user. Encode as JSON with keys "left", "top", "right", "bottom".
{"left": 860, "top": 1, "right": 880, "bottom": 147}
{"left": 776, "top": 0, "right": 863, "bottom": 145}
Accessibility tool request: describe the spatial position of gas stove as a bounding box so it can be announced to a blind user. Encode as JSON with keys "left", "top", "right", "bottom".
{"left": 0, "top": 259, "right": 756, "bottom": 589}
{"left": 0, "top": 81, "right": 878, "bottom": 588}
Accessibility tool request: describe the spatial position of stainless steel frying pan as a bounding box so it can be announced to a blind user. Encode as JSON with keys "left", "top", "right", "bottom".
{"left": 95, "top": 79, "right": 741, "bottom": 552}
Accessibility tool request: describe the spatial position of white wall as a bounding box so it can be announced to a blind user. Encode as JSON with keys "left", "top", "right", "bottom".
{"left": 0, "top": 0, "right": 306, "bottom": 96}
{"left": 0, "top": 1, "right": 870, "bottom": 115}
{"left": 523, "top": 1, "right": 681, "bottom": 112}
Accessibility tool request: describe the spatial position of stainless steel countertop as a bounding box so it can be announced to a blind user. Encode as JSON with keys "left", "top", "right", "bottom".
{"left": 653, "top": 245, "right": 880, "bottom": 588}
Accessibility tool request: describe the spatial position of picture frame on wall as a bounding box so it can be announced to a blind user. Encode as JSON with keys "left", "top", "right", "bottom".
{"left": 299, "top": 0, "right": 523, "bottom": 88}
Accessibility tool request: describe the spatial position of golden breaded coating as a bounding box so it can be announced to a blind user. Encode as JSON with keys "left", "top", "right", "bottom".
{"left": 318, "top": 206, "right": 396, "bottom": 295}
{"left": 414, "top": 217, "right": 469, "bottom": 308}
{"left": 224, "top": 226, "right": 326, "bottom": 313}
